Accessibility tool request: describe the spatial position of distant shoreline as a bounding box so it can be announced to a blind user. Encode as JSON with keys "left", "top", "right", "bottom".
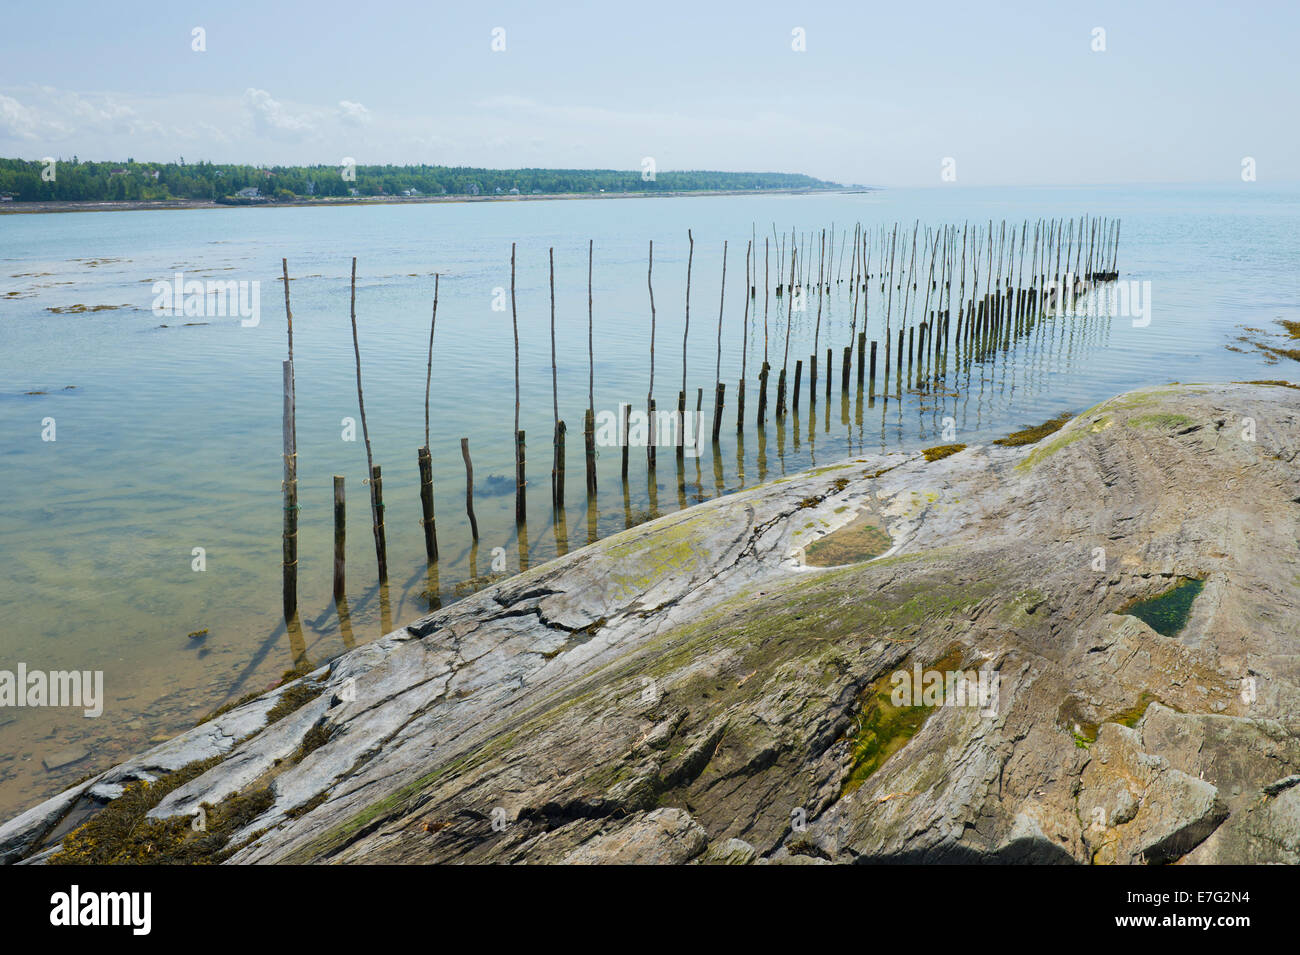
{"left": 0, "top": 187, "right": 869, "bottom": 216}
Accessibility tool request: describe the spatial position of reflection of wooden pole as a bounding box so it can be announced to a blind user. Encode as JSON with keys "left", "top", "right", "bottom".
{"left": 333, "top": 475, "right": 345, "bottom": 600}
{"left": 348, "top": 258, "right": 387, "bottom": 583}
{"left": 461, "top": 438, "right": 479, "bottom": 540}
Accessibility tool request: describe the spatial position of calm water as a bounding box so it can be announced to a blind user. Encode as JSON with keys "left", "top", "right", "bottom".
{"left": 1, "top": 183, "right": 1297, "bottom": 817}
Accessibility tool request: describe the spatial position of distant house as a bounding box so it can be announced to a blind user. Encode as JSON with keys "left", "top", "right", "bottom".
{"left": 0, "top": 193, "right": 13, "bottom": 202}
{"left": 509, "top": 187, "right": 520, "bottom": 195}
{"left": 236, "top": 187, "right": 261, "bottom": 198}
{"left": 401, "top": 188, "right": 421, "bottom": 197}
{"left": 348, "top": 187, "right": 359, "bottom": 197}
{"left": 467, "top": 183, "right": 480, "bottom": 196}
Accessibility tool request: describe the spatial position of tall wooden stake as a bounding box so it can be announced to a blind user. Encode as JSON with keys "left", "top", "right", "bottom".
{"left": 348, "top": 257, "right": 387, "bottom": 583}
{"left": 280, "top": 258, "right": 298, "bottom": 621}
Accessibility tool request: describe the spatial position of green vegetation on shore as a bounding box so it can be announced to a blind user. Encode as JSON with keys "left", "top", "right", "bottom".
{"left": 0, "top": 157, "right": 841, "bottom": 203}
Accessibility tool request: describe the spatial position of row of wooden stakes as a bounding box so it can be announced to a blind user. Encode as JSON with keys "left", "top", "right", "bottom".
{"left": 277, "top": 214, "right": 1122, "bottom": 621}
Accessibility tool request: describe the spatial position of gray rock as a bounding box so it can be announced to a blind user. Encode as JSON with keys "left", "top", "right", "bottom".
{"left": 41, "top": 748, "right": 88, "bottom": 772}
{"left": 4, "top": 383, "right": 1300, "bottom": 866}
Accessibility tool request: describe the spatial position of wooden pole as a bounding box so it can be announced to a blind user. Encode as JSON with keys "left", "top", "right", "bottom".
{"left": 280, "top": 258, "right": 297, "bottom": 622}
{"left": 550, "top": 248, "right": 565, "bottom": 509}
{"left": 419, "top": 273, "right": 439, "bottom": 563}
{"left": 348, "top": 257, "right": 387, "bottom": 582}
{"left": 418, "top": 446, "right": 437, "bottom": 562}
{"left": 647, "top": 239, "right": 657, "bottom": 469}
{"left": 282, "top": 359, "right": 297, "bottom": 620}
{"left": 511, "top": 243, "right": 525, "bottom": 526}
{"left": 585, "top": 239, "right": 597, "bottom": 495}
{"left": 778, "top": 242, "right": 795, "bottom": 415}
{"left": 460, "top": 438, "right": 479, "bottom": 540}
{"left": 620, "top": 402, "right": 630, "bottom": 481}
{"left": 737, "top": 240, "right": 750, "bottom": 431}
{"left": 712, "top": 239, "right": 727, "bottom": 443}
{"left": 332, "top": 475, "right": 345, "bottom": 600}
{"left": 812, "top": 229, "right": 824, "bottom": 402}
{"left": 680, "top": 229, "right": 693, "bottom": 459}
{"left": 370, "top": 464, "right": 388, "bottom": 584}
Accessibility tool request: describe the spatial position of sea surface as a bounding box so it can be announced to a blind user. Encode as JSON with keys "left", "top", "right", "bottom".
{"left": 1, "top": 183, "right": 1297, "bottom": 818}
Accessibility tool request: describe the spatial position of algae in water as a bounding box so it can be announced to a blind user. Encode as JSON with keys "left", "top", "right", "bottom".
{"left": 1124, "top": 578, "right": 1204, "bottom": 637}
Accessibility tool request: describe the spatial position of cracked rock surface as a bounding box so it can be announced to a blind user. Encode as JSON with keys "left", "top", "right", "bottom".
{"left": 2, "top": 382, "right": 1298, "bottom": 865}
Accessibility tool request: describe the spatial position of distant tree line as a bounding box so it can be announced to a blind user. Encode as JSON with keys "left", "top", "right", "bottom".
{"left": 0, "top": 158, "right": 841, "bottom": 202}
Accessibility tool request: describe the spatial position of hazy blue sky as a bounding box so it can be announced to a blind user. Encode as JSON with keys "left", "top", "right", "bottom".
{"left": 1, "top": 0, "right": 1295, "bottom": 186}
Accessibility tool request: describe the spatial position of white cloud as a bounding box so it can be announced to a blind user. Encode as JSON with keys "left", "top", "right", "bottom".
{"left": 243, "top": 88, "right": 315, "bottom": 136}
{"left": 0, "top": 94, "right": 43, "bottom": 140}
{"left": 337, "top": 100, "right": 371, "bottom": 125}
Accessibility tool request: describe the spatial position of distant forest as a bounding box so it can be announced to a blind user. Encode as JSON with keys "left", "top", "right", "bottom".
{"left": 0, "top": 158, "right": 841, "bottom": 203}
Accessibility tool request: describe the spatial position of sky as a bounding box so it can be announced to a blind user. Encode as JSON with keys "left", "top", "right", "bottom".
{"left": 1, "top": 0, "right": 1296, "bottom": 187}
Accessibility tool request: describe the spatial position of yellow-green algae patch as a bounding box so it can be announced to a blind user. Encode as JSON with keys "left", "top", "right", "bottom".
{"left": 1016, "top": 415, "right": 1113, "bottom": 471}
{"left": 1129, "top": 412, "right": 1196, "bottom": 431}
{"left": 49, "top": 757, "right": 274, "bottom": 865}
{"left": 803, "top": 511, "right": 893, "bottom": 567}
{"left": 922, "top": 444, "right": 966, "bottom": 462}
{"left": 1058, "top": 691, "right": 1167, "bottom": 746}
{"left": 1240, "top": 379, "right": 1300, "bottom": 391}
{"left": 841, "top": 646, "right": 966, "bottom": 793}
{"left": 994, "top": 412, "right": 1074, "bottom": 447}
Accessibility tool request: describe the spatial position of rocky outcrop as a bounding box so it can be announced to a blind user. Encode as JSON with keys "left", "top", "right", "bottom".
{"left": 3, "top": 381, "right": 1298, "bottom": 865}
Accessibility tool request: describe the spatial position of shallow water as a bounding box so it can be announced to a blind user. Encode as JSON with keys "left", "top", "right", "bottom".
{"left": 0, "top": 183, "right": 1297, "bottom": 817}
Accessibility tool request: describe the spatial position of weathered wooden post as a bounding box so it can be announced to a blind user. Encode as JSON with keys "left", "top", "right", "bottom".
{"left": 280, "top": 258, "right": 297, "bottom": 622}
{"left": 550, "top": 248, "right": 565, "bottom": 509}
{"left": 348, "top": 257, "right": 387, "bottom": 582}
{"left": 679, "top": 230, "right": 693, "bottom": 461}
{"left": 418, "top": 273, "right": 439, "bottom": 563}
{"left": 332, "top": 475, "right": 345, "bottom": 601}
{"left": 511, "top": 243, "right": 525, "bottom": 526}
{"left": 585, "top": 240, "right": 597, "bottom": 496}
